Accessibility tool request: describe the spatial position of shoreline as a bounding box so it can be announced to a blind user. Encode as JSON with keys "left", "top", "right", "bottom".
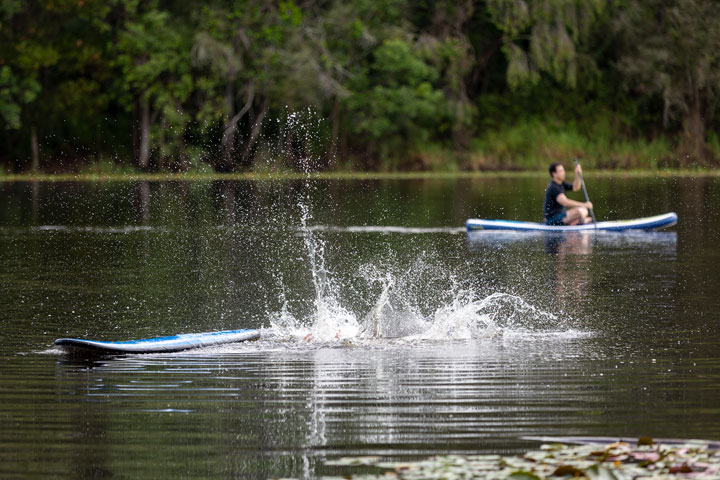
{"left": 1, "top": 168, "right": 719, "bottom": 183}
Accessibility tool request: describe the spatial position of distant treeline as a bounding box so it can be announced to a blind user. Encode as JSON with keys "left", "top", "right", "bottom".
{"left": 2, "top": 0, "right": 720, "bottom": 173}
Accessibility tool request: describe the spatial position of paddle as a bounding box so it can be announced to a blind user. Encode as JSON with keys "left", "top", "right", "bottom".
{"left": 573, "top": 157, "right": 597, "bottom": 226}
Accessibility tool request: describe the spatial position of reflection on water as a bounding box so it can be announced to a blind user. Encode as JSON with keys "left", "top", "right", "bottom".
{"left": 469, "top": 230, "right": 678, "bottom": 314}
{"left": 1, "top": 178, "right": 719, "bottom": 478}
{"left": 544, "top": 231, "right": 594, "bottom": 255}
{"left": 29, "top": 335, "right": 718, "bottom": 478}
{"left": 466, "top": 230, "right": 678, "bottom": 256}
{"left": 467, "top": 229, "right": 680, "bottom": 320}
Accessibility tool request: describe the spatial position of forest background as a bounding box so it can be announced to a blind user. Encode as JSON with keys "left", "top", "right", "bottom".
{"left": 2, "top": 0, "right": 720, "bottom": 175}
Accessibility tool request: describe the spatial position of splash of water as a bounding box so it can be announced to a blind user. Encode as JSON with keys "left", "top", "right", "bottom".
{"left": 269, "top": 208, "right": 573, "bottom": 344}
{"left": 266, "top": 107, "right": 575, "bottom": 344}
{"left": 252, "top": 106, "right": 332, "bottom": 173}
{"left": 269, "top": 202, "right": 361, "bottom": 342}
{"left": 358, "top": 265, "right": 427, "bottom": 339}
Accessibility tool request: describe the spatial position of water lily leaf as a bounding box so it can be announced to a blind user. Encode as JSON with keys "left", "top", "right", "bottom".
{"left": 584, "top": 464, "right": 628, "bottom": 480}
{"left": 668, "top": 463, "right": 694, "bottom": 473}
{"left": 524, "top": 452, "right": 548, "bottom": 462}
{"left": 319, "top": 439, "right": 720, "bottom": 480}
{"left": 552, "top": 465, "right": 585, "bottom": 476}
{"left": 508, "top": 471, "right": 542, "bottom": 480}
{"left": 602, "top": 454, "right": 628, "bottom": 463}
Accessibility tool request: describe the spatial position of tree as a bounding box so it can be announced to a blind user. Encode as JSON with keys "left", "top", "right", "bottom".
{"left": 191, "top": 3, "right": 250, "bottom": 171}
{"left": 0, "top": 1, "right": 39, "bottom": 133}
{"left": 0, "top": 1, "right": 121, "bottom": 170}
{"left": 345, "top": 37, "right": 449, "bottom": 167}
{"left": 192, "top": 1, "right": 340, "bottom": 171}
{"left": 113, "top": 4, "right": 193, "bottom": 169}
{"left": 615, "top": 0, "right": 720, "bottom": 162}
{"left": 486, "top": 0, "right": 607, "bottom": 88}
{"left": 415, "top": 1, "right": 476, "bottom": 147}
{"left": 310, "top": 0, "right": 405, "bottom": 166}
{"left": 317, "top": 0, "right": 473, "bottom": 168}
{"left": 0, "top": 1, "right": 58, "bottom": 169}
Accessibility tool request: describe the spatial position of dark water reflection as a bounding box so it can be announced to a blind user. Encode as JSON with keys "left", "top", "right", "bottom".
{"left": 1, "top": 176, "right": 719, "bottom": 478}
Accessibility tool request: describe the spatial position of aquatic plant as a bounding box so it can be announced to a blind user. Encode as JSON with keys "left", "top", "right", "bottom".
{"left": 320, "top": 439, "right": 720, "bottom": 479}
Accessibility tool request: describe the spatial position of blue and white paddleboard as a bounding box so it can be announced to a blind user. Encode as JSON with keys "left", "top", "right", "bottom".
{"left": 466, "top": 212, "right": 677, "bottom": 232}
{"left": 54, "top": 328, "right": 260, "bottom": 354}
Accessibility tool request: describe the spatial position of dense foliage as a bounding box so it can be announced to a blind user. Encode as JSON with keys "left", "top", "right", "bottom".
{"left": 2, "top": 0, "right": 719, "bottom": 173}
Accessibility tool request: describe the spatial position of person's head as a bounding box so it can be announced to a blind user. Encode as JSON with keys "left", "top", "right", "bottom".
{"left": 549, "top": 162, "right": 565, "bottom": 182}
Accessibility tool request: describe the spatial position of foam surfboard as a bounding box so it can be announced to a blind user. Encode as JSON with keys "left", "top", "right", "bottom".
{"left": 466, "top": 212, "right": 677, "bottom": 232}
{"left": 54, "top": 328, "right": 260, "bottom": 354}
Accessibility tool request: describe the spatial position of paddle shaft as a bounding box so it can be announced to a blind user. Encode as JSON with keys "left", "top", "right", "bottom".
{"left": 573, "top": 158, "right": 597, "bottom": 224}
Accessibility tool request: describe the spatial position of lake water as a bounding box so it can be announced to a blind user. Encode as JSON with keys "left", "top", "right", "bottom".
{"left": 1, "top": 175, "right": 719, "bottom": 478}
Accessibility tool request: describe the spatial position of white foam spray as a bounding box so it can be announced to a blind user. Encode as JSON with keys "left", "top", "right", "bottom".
{"left": 268, "top": 202, "right": 579, "bottom": 344}
{"left": 266, "top": 107, "right": 581, "bottom": 345}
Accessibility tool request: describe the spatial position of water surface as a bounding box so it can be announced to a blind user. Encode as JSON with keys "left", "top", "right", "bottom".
{"left": 1, "top": 176, "right": 719, "bottom": 478}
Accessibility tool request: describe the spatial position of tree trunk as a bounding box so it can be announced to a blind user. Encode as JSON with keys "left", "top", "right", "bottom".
{"left": 218, "top": 81, "right": 235, "bottom": 171}
{"left": 173, "top": 106, "right": 190, "bottom": 172}
{"left": 220, "top": 81, "right": 254, "bottom": 171}
{"left": 682, "top": 92, "right": 706, "bottom": 164}
{"left": 340, "top": 123, "right": 348, "bottom": 166}
{"left": 30, "top": 125, "right": 40, "bottom": 171}
{"left": 138, "top": 95, "right": 151, "bottom": 169}
{"left": 241, "top": 104, "right": 267, "bottom": 166}
{"left": 132, "top": 97, "right": 140, "bottom": 163}
{"left": 327, "top": 98, "right": 340, "bottom": 166}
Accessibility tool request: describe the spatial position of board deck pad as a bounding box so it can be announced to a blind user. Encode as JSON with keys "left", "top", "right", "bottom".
{"left": 54, "top": 328, "right": 260, "bottom": 354}
{"left": 466, "top": 212, "right": 677, "bottom": 232}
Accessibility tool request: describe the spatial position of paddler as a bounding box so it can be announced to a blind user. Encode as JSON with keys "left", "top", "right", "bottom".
{"left": 543, "top": 162, "right": 593, "bottom": 225}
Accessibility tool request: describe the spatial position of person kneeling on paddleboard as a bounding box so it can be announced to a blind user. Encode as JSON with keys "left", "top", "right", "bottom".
{"left": 543, "top": 162, "right": 593, "bottom": 226}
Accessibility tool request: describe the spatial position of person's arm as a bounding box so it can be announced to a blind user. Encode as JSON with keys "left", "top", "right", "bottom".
{"left": 571, "top": 163, "right": 582, "bottom": 191}
{"left": 556, "top": 193, "right": 592, "bottom": 210}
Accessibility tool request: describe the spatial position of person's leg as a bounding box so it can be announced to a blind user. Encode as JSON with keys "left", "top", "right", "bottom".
{"left": 546, "top": 211, "right": 567, "bottom": 225}
{"left": 578, "top": 207, "right": 591, "bottom": 223}
{"left": 563, "top": 207, "right": 588, "bottom": 225}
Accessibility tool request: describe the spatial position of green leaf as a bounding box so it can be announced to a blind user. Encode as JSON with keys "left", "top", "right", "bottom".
{"left": 508, "top": 471, "right": 542, "bottom": 480}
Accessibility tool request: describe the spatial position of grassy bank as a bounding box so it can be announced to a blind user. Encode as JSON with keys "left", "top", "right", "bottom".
{"left": 3, "top": 119, "right": 719, "bottom": 179}
{"left": 464, "top": 120, "right": 679, "bottom": 170}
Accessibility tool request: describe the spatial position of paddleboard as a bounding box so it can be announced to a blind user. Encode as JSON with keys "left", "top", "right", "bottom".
{"left": 54, "top": 328, "right": 260, "bottom": 355}
{"left": 466, "top": 212, "right": 677, "bottom": 232}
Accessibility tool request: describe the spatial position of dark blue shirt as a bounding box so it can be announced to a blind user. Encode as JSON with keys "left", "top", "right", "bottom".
{"left": 543, "top": 181, "right": 573, "bottom": 219}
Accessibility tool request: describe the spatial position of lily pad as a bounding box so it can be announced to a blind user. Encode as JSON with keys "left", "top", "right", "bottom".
{"left": 311, "top": 439, "right": 720, "bottom": 480}
{"left": 552, "top": 465, "right": 585, "bottom": 476}
{"left": 508, "top": 471, "right": 542, "bottom": 480}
